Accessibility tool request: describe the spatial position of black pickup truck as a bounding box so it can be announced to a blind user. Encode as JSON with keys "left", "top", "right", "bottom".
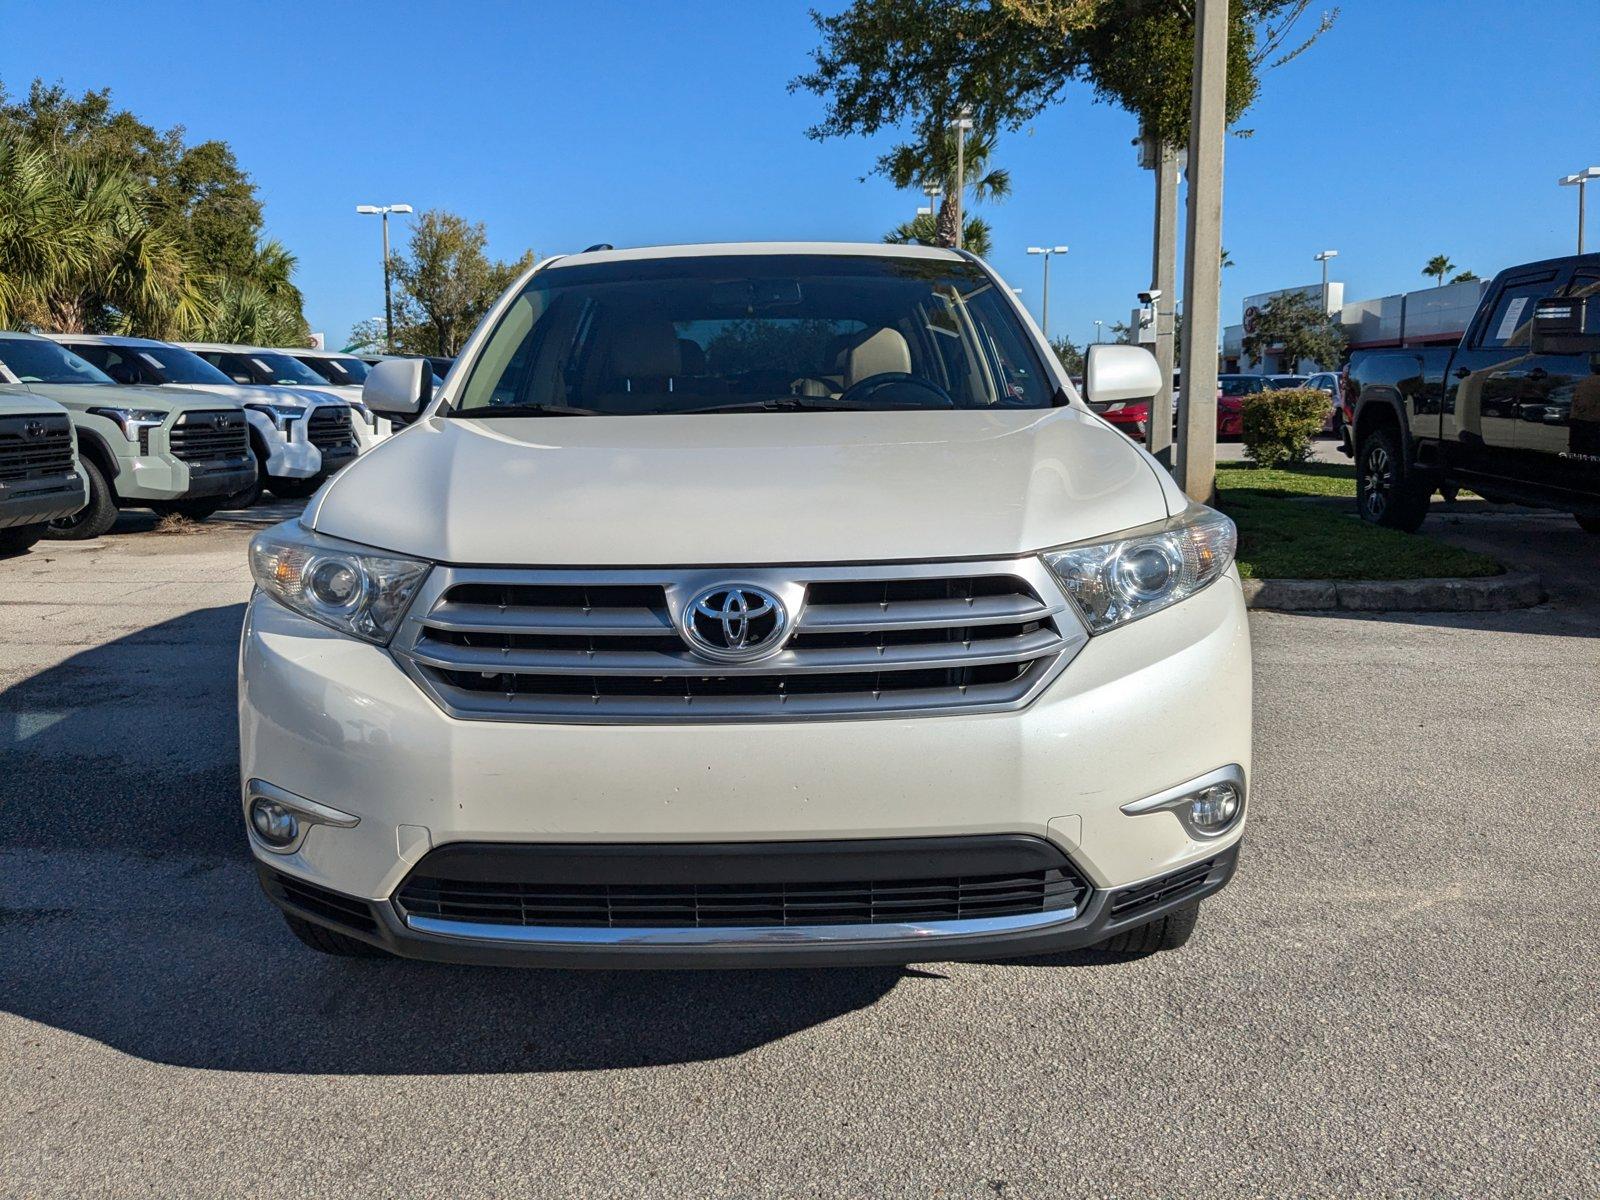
{"left": 1343, "top": 253, "right": 1600, "bottom": 532}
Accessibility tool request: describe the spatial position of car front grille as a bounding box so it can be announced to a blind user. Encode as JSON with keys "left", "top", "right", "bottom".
{"left": 0, "top": 411, "right": 74, "bottom": 482}
{"left": 394, "top": 839, "right": 1091, "bottom": 930}
{"left": 391, "top": 561, "right": 1086, "bottom": 723}
{"left": 307, "top": 406, "right": 358, "bottom": 454}
{"left": 261, "top": 869, "right": 379, "bottom": 935}
{"left": 1108, "top": 858, "right": 1217, "bottom": 917}
{"left": 170, "top": 410, "right": 248, "bottom": 463}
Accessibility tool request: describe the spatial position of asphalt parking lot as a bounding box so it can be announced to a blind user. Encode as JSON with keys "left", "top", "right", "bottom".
{"left": 1, "top": 503, "right": 1596, "bottom": 1199}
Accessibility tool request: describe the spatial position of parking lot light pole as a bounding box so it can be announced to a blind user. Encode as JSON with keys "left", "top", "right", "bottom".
{"left": 950, "top": 108, "right": 973, "bottom": 250}
{"left": 1093, "top": 319, "right": 1103, "bottom": 344}
{"left": 1558, "top": 168, "right": 1600, "bottom": 253}
{"left": 1026, "top": 246, "right": 1069, "bottom": 341}
{"left": 356, "top": 203, "right": 414, "bottom": 352}
{"left": 1314, "top": 249, "right": 1339, "bottom": 313}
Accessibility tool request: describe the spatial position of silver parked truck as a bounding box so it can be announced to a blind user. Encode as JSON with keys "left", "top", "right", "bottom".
{"left": 0, "top": 386, "right": 88, "bottom": 556}
{"left": 0, "top": 332, "right": 256, "bottom": 539}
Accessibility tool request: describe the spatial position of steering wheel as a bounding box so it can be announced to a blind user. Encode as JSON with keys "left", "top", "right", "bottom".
{"left": 789, "top": 375, "right": 840, "bottom": 398}
{"left": 835, "top": 372, "right": 955, "bottom": 408}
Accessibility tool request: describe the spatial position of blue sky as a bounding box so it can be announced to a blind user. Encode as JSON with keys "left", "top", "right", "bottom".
{"left": 3, "top": 0, "right": 1597, "bottom": 349}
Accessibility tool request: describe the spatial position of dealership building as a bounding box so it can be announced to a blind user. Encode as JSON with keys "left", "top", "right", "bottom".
{"left": 1217, "top": 277, "right": 1491, "bottom": 373}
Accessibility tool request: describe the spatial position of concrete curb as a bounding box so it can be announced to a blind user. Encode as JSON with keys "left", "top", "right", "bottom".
{"left": 1241, "top": 571, "right": 1545, "bottom": 612}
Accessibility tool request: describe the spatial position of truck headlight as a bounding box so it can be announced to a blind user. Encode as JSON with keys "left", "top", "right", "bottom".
{"left": 88, "top": 406, "right": 166, "bottom": 443}
{"left": 248, "top": 520, "right": 430, "bottom": 644}
{"left": 1042, "top": 506, "right": 1236, "bottom": 633}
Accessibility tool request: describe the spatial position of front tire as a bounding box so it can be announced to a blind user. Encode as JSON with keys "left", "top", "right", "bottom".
{"left": 1097, "top": 901, "right": 1201, "bottom": 956}
{"left": 1357, "top": 425, "right": 1430, "bottom": 531}
{"left": 0, "top": 523, "right": 47, "bottom": 557}
{"left": 45, "top": 457, "right": 118, "bottom": 541}
{"left": 282, "top": 913, "right": 388, "bottom": 958}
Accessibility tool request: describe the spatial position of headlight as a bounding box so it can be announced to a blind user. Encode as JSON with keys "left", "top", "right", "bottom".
{"left": 248, "top": 520, "right": 430, "bottom": 644}
{"left": 88, "top": 406, "right": 166, "bottom": 442}
{"left": 245, "top": 402, "right": 307, "bottom": 431}
{"left": 1042, "top": 505, "right": 1236, "bottom": 633}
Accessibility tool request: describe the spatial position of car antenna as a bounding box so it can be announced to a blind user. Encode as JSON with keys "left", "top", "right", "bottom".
{"left": 582, "top": 243, "right": 614, "bottom": 253}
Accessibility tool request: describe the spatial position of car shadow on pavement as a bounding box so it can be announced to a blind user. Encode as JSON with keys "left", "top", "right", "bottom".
{"left": 0, "top": 604, "right": 916, "bottom": 1074}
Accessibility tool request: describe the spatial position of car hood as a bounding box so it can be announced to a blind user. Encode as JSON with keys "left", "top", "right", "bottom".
{"left": 308, "top": 407, "right": 1172, "bottom": 565}
{"left": 159, "top": 381, "right": 344, "bottom": 408}
{"left": 19, "top": 382, "right": 244, "bottom": 414}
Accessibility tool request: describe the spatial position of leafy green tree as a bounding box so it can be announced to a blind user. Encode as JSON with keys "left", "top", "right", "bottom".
{"left": 883, "top": 209, "right": 994, "bottom": 257}
{"left": 1050, "top": 336, "right": 1085, "bottom": 377}
{"left": 388, "top": 209, "right": 536, "bottom": 356}
{"left": 792, "top": 1, "right": 1336, "bottom": 171}
{"left": 0, "top": 76, "right": 308, "bottom": 340}
{"left": 1241, "top": 290, "right": 1345, "bottom": 370}
{"left": 344, "top": 317, "right": 388, "bottom": 355}
{"left": 1422, "top": 255, "right": 1456, "bottom": 287}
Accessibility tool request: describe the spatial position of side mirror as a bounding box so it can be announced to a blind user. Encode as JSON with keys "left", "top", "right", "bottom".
{"left": 363, "top": 358, "right": 434, "bottom": 417}
{"left": 1530, "top": 295, "right": 1600, "bottom": 354}
{"left": 1084, "top": 343, "right": 1162, "bottom": 406}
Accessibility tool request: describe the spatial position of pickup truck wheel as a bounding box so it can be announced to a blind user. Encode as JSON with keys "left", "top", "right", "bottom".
{"left": 267, "top": 476, "right": 321, "bottom": 501}
{"left": 1357, "top": 426, "right": 1430, "bottom": 532}
{"left": 45, "top": 457, "right": 118, "bottom": 541}
{"left": 0, "top": 523, "right": 47, "bottom": 556}
{"left": 1575, "top": 515, "right": 1600, "bottom": 534}
{"left": 282, "top": 913, "right": 389, "bottom": 958}
{"left": 148, "top": 499, "right": 224, "bottom": 521}
{"left": 1096, "top": 900, "right": 1200, "bottom": 956}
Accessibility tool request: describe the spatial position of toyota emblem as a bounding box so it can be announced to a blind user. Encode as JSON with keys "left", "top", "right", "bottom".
{"left": 23, "top": 420, "right": 46, "bottom": 439}
{"left": 680, "top": 585, "right": 788, "bottom": 663}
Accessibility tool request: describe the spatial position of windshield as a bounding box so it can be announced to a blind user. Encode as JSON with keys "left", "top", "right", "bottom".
{"left": 250, "top": 353, "right": 331, "bottom": 386}
{"left": 297, "top": 355, "right": 369, "bottom": 385}
{"left": 0, "top": 338, "right": 115, "bottom": 385}
{"left": 136, "top": 345, "right": 233, "bottom": 385}
{"left": 1218, "top": 376, "right": 1266, "bottom": 397}
{"left": 1270, "top": 376, "right": 1306, "bottom": 389}
{"left": 452, "top": 254, "right": 1054, "bottom": 416}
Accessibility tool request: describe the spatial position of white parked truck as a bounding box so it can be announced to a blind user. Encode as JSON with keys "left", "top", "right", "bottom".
{"left": 240, "top": 243, "right": 1251, "bottom": 968}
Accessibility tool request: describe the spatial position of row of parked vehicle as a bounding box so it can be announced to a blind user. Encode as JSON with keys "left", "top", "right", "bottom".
{"left": 1090, "top": 371, "right": 1342, "bottom": 442}
{"left": 0, "top": 334, "right": 449, "bottom": 555}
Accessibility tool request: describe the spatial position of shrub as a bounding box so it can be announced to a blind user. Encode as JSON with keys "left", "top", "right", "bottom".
{"left": 1240, "top": 388, "right": 1330, "bottom": 467}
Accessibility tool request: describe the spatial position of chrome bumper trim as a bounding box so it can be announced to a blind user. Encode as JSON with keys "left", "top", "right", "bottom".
{"left": 403, "top": 905, "right": 1080, "bottom": 947}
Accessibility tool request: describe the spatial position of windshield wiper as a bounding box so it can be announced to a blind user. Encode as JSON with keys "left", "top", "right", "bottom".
{"left": 453, "top": 404, "right": 602, "bottom": 418}
{"left": 680, "top": 397, "right": 870, "bottom": 414}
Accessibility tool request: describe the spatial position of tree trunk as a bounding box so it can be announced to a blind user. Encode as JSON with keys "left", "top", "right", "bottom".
{"left": 934, "top": 194, "right": 959, "bottom": 249}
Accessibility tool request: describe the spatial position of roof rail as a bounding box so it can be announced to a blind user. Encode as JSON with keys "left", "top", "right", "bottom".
{"left": 581, "top": 243, "right": 614, "bottom": 253}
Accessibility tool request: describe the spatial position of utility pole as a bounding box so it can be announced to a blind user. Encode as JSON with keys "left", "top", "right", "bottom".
{"left": 951, "top": 107, "right": 973, "bottom": 250}
{"left": 1559, "top": 168, "right": 1600, "bottom": 253}
{"left": 1026, "top": 246, "right": 1068, "bottom": 341}
{"left": 356, "top": 203, "right": 414, "bottom": 353}
{"left": 1314, "top": 249, "right": 1339, "bottom": 314}
{"left": 1176, "top": 0, "right": 1228, "bottom": 504}
{"left": 1147, "top": 138, "right": 1180, "bottom": 468}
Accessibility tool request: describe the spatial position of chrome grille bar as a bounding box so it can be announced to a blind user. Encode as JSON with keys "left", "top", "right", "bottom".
{"left": 391, "top": 559, "right": 1087, "bottom": 724}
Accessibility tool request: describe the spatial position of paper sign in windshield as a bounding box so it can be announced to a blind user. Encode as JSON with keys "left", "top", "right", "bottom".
{"left": 1496, "top": 297, "right": 1529, "bottom": 342}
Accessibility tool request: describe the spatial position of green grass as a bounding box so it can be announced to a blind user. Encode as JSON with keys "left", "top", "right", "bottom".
{"left": 1215, "top": 463, "right": 1502, "bottom": 580}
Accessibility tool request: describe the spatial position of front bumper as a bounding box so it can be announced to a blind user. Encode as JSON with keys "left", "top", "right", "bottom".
{"left": 257, "top": 842, "right": 1240, "bottom": 968}
{"left": 0, "top": 470, "right": 87, "bottom": 529}
{"left": 240, "top": 563, "right": 1252, "bottom": 965}
{"left": 115, "top": 451, "right": 256, "bottom": 501}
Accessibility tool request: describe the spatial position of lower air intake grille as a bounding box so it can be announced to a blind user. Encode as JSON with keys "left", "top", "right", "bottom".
{"left": 1108, "top": 859, "right": 1216, "bottom": 917}
{"left": 394, "top": 838, "right": 1090, "bottom": 931}
{"left": 264, "top": 870, "right": 379, "bottom": 934}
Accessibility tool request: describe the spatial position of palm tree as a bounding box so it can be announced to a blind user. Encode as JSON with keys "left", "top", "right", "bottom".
{"left": 882, "top": 126, "right": 1010, "bottom": 249}
{"left": 1423, "top": 254, "right": 1456, "bottom": 287}
{"left": 883, "top": 211, "right": 994, "bottom": 258}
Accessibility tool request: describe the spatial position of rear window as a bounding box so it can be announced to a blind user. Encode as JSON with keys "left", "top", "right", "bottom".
{"left": 452, "top": 254, "right": 1055, "bottom": 416}
{"left": 1218, "top": 376, "right": 1265, "bottom": 396}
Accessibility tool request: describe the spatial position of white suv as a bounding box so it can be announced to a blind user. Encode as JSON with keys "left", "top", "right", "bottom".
{"left": 240, "top": 243, "right": 1251, "bottom": 968}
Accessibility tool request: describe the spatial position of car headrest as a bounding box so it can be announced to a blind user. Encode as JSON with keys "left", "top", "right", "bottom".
{"left": 676, "top": 338, "right": 707, "bottom": 375}
{"left": 605, "top": 319, "right": 681, "bottom": 381}
{"left": 846, "top": 328, "right": 912, "bottom": 386}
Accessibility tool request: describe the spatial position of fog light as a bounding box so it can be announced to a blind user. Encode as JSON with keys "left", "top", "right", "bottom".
{"left": 249, "top": 798, "right": 299, "bottom": 847}
{"left": 1188, "top": 783, "right": 1241, "bottom": 832}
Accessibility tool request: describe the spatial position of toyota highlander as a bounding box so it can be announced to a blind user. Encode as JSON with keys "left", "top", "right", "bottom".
{"left": 240, "top": 242, "right": 1251, "bottom": 968}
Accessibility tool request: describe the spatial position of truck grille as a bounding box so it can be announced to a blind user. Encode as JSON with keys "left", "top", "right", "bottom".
{"left": 307, "top": 406, "right": 358, "bottom": 455}
{"left": 170, "top": 410, "right": 248, "bottom": 463}
{"left": 0, "top": 411, "right": 74, "bottom": 482}
{"left": 392, "top": 561, "right": 1086, "bottom": 723}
